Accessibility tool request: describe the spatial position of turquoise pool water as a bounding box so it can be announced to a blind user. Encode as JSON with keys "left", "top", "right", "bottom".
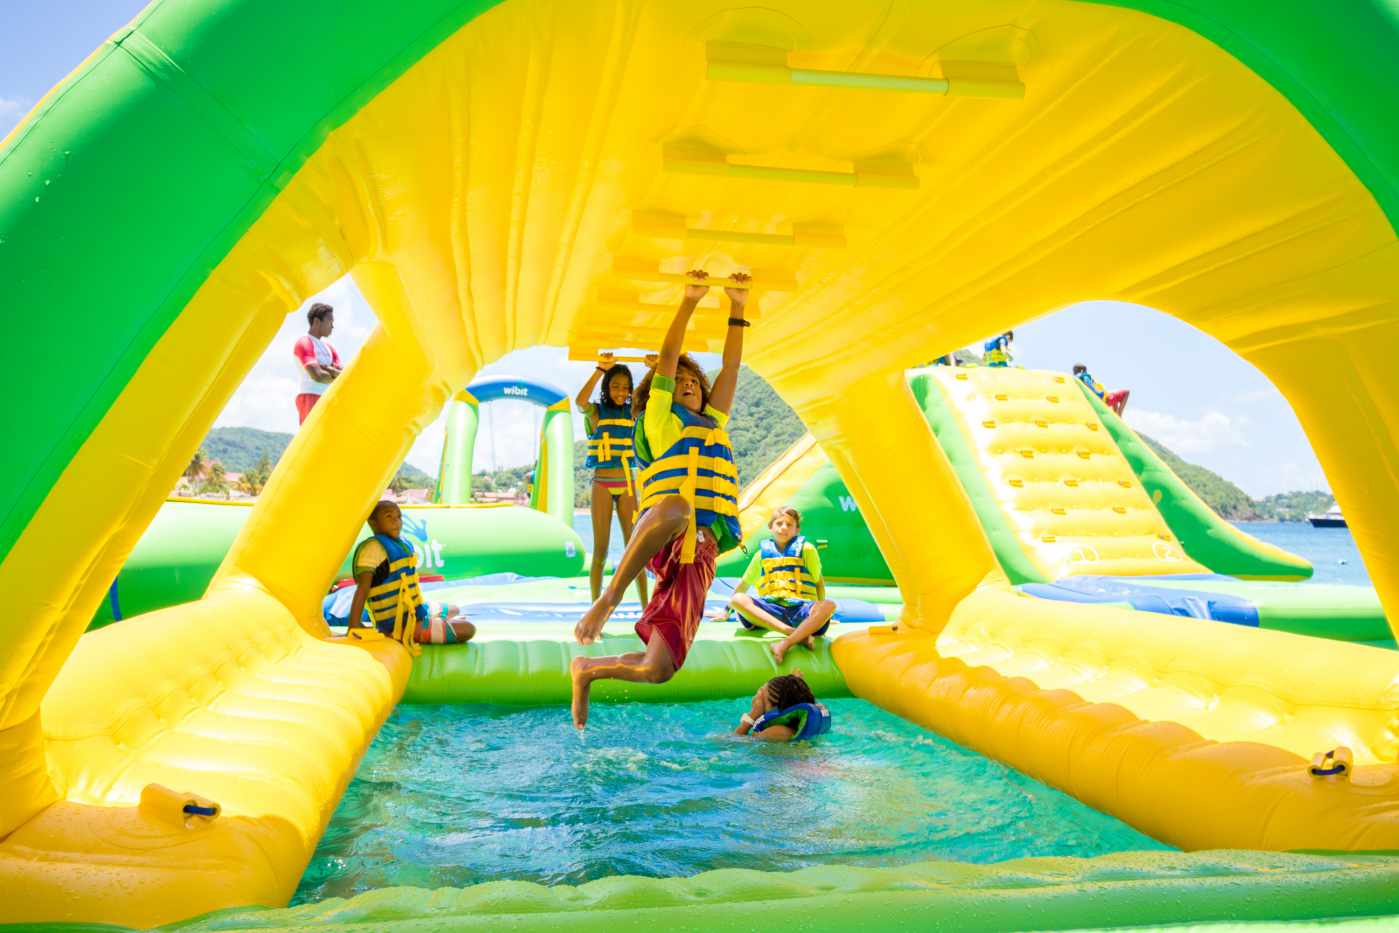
{"left": 295, "top": 699, "right": 1169, "bottom": 903}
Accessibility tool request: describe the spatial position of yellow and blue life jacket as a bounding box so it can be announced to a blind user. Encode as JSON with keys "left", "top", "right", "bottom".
{"left": 634, "top": 404, "right": 741, "bottom": 563}
{"left": 585, "top": 401, "right": 638, "bottom": 496}
{"left": 757, "top": 535, "right": 818, "bottom": 602}
{"left": 752, "top": 702, "right": 832, "bottom": 741}
{"left": 354, "top": 533, "right": 426, "bottom": 654}
{"left": 1075, "top": 369, "right": 1105, "bottom": 399}
{"left": 983, "top": 335, "right": 1012, "bottom": 367}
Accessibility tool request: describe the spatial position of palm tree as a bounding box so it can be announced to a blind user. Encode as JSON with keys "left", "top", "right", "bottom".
{"left": 179, "top": 451, "right": 208, "bottom": 494}
{"left": 238, "top": 455, "right": 272, "bottom": 497}
{"left": 199, "top": 461, "right": 230, "bottom": 498}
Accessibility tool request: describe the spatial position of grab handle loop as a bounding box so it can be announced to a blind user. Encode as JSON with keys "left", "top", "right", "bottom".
{"left": 140, "top": 783, "right": 221, "bottom": 828}
{"left": 1309, "top": 746, "right": 1353, "bottom": 779}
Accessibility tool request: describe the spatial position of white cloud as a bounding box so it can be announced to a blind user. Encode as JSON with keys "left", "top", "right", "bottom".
{"left": 1230, "top": 387, "right": 1275, "bottom": 406}
{"left": 1270, "top": 460, "right": 1330, "bottom": 495}
{"left": 1124, "top": 408, "right": 1247, "bottom": 457}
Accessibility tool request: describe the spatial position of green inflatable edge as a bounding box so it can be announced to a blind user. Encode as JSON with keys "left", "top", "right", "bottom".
{"left": 714, "top": 459, "right": 900, "bottom": 584}
{"left": 403, "top": 622, "right": 850, "bottom": 704}
{"left": 92, "top": 500, "right": 585, "bottom": 628}
{"left": 1077, "top": 382, "right": 1314, "bottom": 581}
{"left": 911, "top": 368, "right": 1046, "bottom": 585}
{"left": 3, "top": 0, "right": 1397, "bottom": 571}
{"left": 13, "top": 850, "right": 1399, "bottom": 932}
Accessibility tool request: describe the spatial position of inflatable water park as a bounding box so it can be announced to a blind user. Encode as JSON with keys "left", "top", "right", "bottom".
{"left": 94, "top": 376, "right": 587, "bottom": 627}
{"left": 3, "top": 1, "right": 1399, "bottom": 929}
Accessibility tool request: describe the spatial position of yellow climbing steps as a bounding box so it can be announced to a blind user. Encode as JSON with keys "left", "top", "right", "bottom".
{"left": 928, "top": 367, "right": 1206, "bottom": 581}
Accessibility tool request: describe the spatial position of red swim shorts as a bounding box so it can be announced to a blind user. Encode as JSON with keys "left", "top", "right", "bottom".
{"left": 634, "top": 529, "right": 718, "bottom": 671}
{"left": 295, "top": 393, "right": 322, "bottom": 424}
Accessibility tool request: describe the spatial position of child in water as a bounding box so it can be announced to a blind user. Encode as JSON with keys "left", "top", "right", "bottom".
{"left": 575, "top": 353, "right": 649, "bottom": 605}
{"left": 570, "top": 270, "right": 750, "bottom": 728}
{"left": 728, "top": 505, "right": 836, "bottom": 664}
{"left": 734, "top": 671, "right": 830, "bottom": 742}
{"left": 1073, "top": 363, "right": 1130, "bottom": 415}
{"left": 344, "top": 501, "right": 475, "bottom": 650}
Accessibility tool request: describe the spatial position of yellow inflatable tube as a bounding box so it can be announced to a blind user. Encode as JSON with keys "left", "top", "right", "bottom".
{"left": 0, "top": 589, "right": 411, "bottom": 922}
{"left": 836, "top": 585, "right": 1399, "bottom": 852}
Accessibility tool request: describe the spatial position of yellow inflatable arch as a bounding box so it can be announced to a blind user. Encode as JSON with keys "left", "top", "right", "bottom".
{"left": 2, "top": 0, "right": 1398, "bottom": 925}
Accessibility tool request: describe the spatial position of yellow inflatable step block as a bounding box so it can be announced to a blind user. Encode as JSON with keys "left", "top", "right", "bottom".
{"left": 0, "top": 588, "right": 411, "bottom": 926}
{"left": 835, "top": 624, "right": 1399, "bottom": 852}
{"left": 931, "top": 368, "right": 1207, "bottom": 579}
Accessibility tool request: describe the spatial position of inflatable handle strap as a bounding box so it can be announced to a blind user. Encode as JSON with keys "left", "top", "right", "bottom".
{"left": 140, "top": 783, "right": 221, "bottom": 827}
{"left": 1310, "top": 747, "right": 1353, "bottom": 778}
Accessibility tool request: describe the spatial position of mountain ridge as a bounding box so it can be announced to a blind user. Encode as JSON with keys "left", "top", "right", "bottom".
{"left": 200, "top": 369, "right": 1331, "bottom": 521}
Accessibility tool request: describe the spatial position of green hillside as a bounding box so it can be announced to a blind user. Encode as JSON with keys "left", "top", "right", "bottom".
{"left": 195, "top": 426, "right": 434, "bottom": 490}
{"left": 726, "top": 366, "right": 808, "bottom": 482}
{"left": 1255, "top": 490, "right": 1334, "bottom": 523}
{"left": 1138, "top": 435, "right": 1258, "bottom": 519}
{"left": 201, "top": 427, "right": 294, "bottom": 473}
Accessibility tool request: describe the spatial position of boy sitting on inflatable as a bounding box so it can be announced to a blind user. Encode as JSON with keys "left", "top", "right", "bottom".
{"left": 734, "top": 671, "right": 831, "bottom": 742}
{"left": 570, "top": 270, "right": 750, "bottom": 729}
{"left": 728, "top": 506, "right": 837, "bottom": 664}
{"left": 1073, "top": 363, "right": 1131, "bottom": 415}
{"left": 342, "top": 500, "right": 475, "bottom": 651}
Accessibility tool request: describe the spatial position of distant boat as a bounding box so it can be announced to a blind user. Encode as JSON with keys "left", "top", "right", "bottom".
{"left": 1308, "top": 504, "right": 1347, "bottom": 528}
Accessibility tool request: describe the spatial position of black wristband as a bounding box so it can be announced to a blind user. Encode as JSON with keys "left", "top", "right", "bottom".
{"left": 728, "top": 317, "right": 751, "bottom": 327}
{"left": 595, "top": 366, "right": 608, "bottom": 373}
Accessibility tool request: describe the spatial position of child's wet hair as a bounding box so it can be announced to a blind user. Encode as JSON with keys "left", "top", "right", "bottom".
{"left": 307, "top": 302, "right": 333, "bottom": 326}
{"left": 1072, "top": 363, "right": 1087, "bottom": 375}
{"left": 367, "top": 499, "right": 398, "bottom": 523}
{"left": 633, "top": 353, "right": 712, "bottom": 417}
{"left": 765, "top": 671, "right": 816, "bottom": 709}
{"left": 596, "top": 363, "right": 634, "bottom": 406}
{"left": 769, "top": 506, "right": 801, "bottom": 529}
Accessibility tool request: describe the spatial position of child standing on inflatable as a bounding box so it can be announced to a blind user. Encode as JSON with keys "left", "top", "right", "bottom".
{"left": 734, "top": 671, "right": 831, "bottom": 742}
{"left": 983, "top": 330, "right": 1014, "bottom": 367}
{"left": 728, "top": 506, "right": 837, "bottom": 664}
{"left": 575, "top": 354, "right": 650, "bottom": 605}
{"left": 1073, "top": 363, "right": 1131, "bottom": 415}
{"left": 344, "top": 500, "right": 475, "bottom": 652}
{"left": 569, "top": 270, "right": 749, "bottom": 729}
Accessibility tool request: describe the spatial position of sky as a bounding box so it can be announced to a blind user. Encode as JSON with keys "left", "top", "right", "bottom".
{"left": 2, "top": 2, "right": 1332, "bottom": 497}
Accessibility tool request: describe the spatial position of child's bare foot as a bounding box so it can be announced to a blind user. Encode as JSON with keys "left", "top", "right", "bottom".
{"left": 574, "top": 599, "right": 614, "bottom": 645}
{"left": 771, "top": 639, "right": 792, "bottom": 665}
{"left": 805, "top": 636, "right": 817, "bottom": 651}
{"left": 570, "top": 656, "right": 593, "bottom": 729}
